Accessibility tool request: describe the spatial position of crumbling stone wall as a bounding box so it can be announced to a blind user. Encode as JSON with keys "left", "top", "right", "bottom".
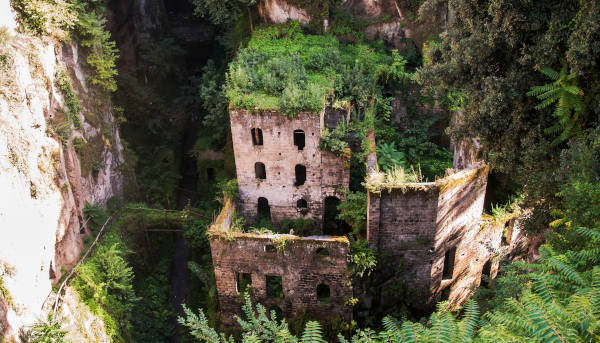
{"left": 209, "top": 198, "right": 352, "bottom": 325}
{"left": 211, "top": 235, "right": 352, "bottom": 325}
{"left": 229, "top": 109, "right": 349, "bottom": 228}
{"left": 367, "top": 165, "right": 491, "bottom": 309}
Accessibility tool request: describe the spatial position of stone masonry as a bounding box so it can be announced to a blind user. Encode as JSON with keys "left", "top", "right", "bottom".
{"left": 229, "top": 109, "right": 349, "bottom": 228}
{"left": 209, "top": 198, "right": 353, "bottom": 325}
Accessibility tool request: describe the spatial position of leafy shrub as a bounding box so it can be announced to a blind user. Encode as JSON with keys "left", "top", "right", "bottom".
{"left": 72, "top": 231, "right": 138, "bottom": 342}
{"left": 11, "top": 0, "right": 118, "bottom": 92}
{"left": 320, "top": 123, "right": 349, "bottom": 154}
{"left": 83, "top": 201, "right": 108, "bottom": 234}
{"left": 10, "top": 0, "right": 76, "bottom": 39}
{"left": 376, "top": 142, "right": 406, "bottom": 172}
{"left": 19, "top": 313, "right": 66, "bottom": 343}
{"left": 73, "top": 3, "right": 118, "bottom": 92}
{"left": 55, "top": 70, "right": 82, "bottom": 128}
{"left": 348, "top": 238, "right": 377, "bottom": 278}
{"left": 217, "top": 179, "right": 239, "bottom": 201}
{"left": 336, "top": 192, "right": 367, "bottom": 237}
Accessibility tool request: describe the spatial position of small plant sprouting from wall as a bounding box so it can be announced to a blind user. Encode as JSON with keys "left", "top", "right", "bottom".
{"left": 55, "top": 70, "right": 82, "bottom": 129}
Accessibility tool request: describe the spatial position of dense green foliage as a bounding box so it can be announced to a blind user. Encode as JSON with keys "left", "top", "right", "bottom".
{"left": 72, "top": 229, "right": 137, "bottom": 342}
{"left": 225, "top": 21, "right": 411, "bottom": 117}
{"left": 19, "top": 314, "right": 67, "bottom": 343}
{"left": 11, "top": 0, "right": 118, "bottom": 92}
{"left": 418, "top": 0, "right": 600, "bottom": 225}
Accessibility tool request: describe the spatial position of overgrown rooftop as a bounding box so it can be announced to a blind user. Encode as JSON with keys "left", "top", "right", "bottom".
{"left": 225, "top": 21, "right": 411, "bottom": 117}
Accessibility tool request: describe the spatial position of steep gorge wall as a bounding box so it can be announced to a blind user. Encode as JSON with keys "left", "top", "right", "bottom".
{"left": 0, "top": 1, "right": 123, "bottom": 340}
{"left": 259, "top": 0, "right": 448, "bottom": 50}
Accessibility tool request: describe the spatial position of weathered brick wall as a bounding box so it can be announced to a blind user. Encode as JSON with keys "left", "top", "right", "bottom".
{"left": 229, "top": 109, "right": 349, "bottom": 228}
{"left": 210, "top": 234, "right": 352, "bottom": 325}
{"left": 367, "top": 165, "right": 491, "bottom": 309}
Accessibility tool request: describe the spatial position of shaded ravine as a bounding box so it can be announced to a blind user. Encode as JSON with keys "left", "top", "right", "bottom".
{"left": 170, "top": 113, "right": 201, "bottom": 343}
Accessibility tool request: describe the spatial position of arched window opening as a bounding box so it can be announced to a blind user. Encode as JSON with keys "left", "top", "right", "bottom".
{"left": 297, "top": 199, "right": 308, "bottom": 208}
{"left": 251, "top": 128, "right": 263, "bottom": 146}
{"left": 442, "top": 247, "right": 456, "bottom": 280}
{"left": 317, "top": 283, "right": 330, "bottom": 303}
{"left": 255, "top": 162, "right": 266, "bottom": 179}
{"left": 295, "top": 164, "right": 306, "bottom": 186}
{"left": 293, "top": 129, "right": 305, "bottom": 150}
{"left": 316, "top": 248, "right": 329, "bottom": 256}
{"left": 258, "top": 197, "right": 271, "bottom": 221}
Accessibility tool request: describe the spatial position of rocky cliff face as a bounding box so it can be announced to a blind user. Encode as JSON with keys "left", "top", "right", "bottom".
{"left": 259, "top": 0, "right": 447, "bottom": 50}
{"left": 0, "top": 0, "right": 123, "bottom": 340}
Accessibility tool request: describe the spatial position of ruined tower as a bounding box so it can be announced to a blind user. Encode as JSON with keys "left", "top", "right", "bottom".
{"left": 229, "top": 109, "right": 349, "bottom": 230}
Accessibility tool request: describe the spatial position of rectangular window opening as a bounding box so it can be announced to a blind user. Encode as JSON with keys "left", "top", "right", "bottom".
{"left": 236, "top": 272, "right": 252, "bottom": 294}
{"left": 442, "top": 247, "right": 456, "bottom": 280}
{"left": 251, "top": 128, "right": 263, "bottom": 146}
{"left": 266, "top": 275, "right": 283, "bottom": 298}
{"left": 293, "top": 130, "right": 305, "bottom": 150}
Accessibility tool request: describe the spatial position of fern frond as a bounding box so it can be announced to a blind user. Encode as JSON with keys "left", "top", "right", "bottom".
{"left": 591, "top": 266, "right": 600, "bottom": 316}
{"left": 460, "top": 300, "right": 480, "bottom": 341}
{"left": 399, "top": 321, "right": 420, "bottom": 343}
{"left": 540, "top": 67, "right": 560, "bottom": 80}
{"left": 301, "top": 321, "right": 325, "bottom": 343}
{"left": 548, "top": 257, "right": 587, "bottom": 287}
{"left": 576, "top": 227, "right": 600, "bottom": 241}
{"left": 532, "top": 275, "right": 557, "bottom": 303}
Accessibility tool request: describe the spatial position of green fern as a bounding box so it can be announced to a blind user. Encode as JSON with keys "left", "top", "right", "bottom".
{"left": 527, "top": 64, "right": 584, "bottom": 146}
{"left": 300, "top": 321, "right": 325, "bottom": 343}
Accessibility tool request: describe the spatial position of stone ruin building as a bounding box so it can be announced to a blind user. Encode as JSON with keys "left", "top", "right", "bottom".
{"left": 208, "top": 108, "right": 527, "bottom": 325}
{"left": 229, "top": 109, "right": 350, "bottom": 230}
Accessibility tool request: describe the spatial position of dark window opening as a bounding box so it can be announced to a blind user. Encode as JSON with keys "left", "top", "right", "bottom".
{"left": 265, "top": 245, "right": 276, "bottom": 253}
{"left": 481, "top": 260, "right": 492, "bottom": 287}
{"left": 255, "top": 162, "right": 266, "bottom": 179}
{"left": 296, "top": 198, "right": 308, "bottom": 215}
{"left": 316, "top": 248, "right": 329, "bottom": 256}
{"left": 266, "top": 275, "right": 283, "bottom": 298}
{"left": 258, "top": 197, "right": 271, "bottom": 221}
{"left": 441, "top": 287, "right": 451, "bottom": 301}
{"left": 236, "top": 272, "right": 252, "bottom": 293}
{"left": 207, "top": 168, "right": 215, "bottom": 181}
{"left": 442, "top": 247, "right": 456, "bottom": 280}
{"left": 271, "top": 306, "right": 283, "bottom": 321}
{"left": 317, "top": 283, "right": 330, "bottom": 303}
{"left": 294, "top": 164, "right": 306, "bottom": 186}
{"left": 323, "top": 196, "right": 350, "bottom": 236}
{"left": 293, "top": 130, "right": 305, "bottom": 150}
{"left": 297, "top": 199, "right": 308, "bottom": 208}
{"left": 251, "top": 128, "right": 263, "bottom": 146}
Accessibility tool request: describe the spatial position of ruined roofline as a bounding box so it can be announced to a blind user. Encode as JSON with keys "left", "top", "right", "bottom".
{"left": 208, "top": 195, "right": 350, "bottom": 245}
{"left": 363, "top": 128, "right": 488, "bottom": 194}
